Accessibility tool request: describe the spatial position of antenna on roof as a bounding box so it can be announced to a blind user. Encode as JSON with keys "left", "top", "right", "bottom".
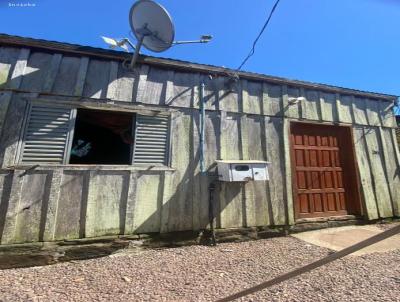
{"left": 101, "top": 0, "right": 212, "bottom": 70}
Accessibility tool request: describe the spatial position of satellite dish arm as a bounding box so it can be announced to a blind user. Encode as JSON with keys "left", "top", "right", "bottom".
{"left": 172, "top": 39, "right": 209, "bottom": 45}
{"left": 122, "top": 38, "right": 136, "bottom": 51}
{"left": 129, "top": 35, "right": 145, "bottom": 69}
{"left": 172, "top": 35, "right": 213, "bottom": 46}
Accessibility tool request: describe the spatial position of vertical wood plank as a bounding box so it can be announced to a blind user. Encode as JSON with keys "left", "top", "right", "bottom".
{"left": 20, "top": 52, "right": 53, "bottom": 92}
{"left": 281, "top": 84, "right": 289, "bottom": 116}
{"left": 163, "top": 70, "right": 175, "bottom": 105}
{"left": 160, "top": 171, "right": 173, "bottom": 233}
{"left": 42, "top": 169, "right": 63, "bottom": 241}
{"left": 380, "top": 128, "right": 400, "bottom": 216}
{"left": 0, "top": 49, "right": 29, "bottom": 143}
{"left": 0, "top": 93, "right": 35, "bottom": 167}
{"left": 263, "top": 83, "right": 282, "bottom": 116}
{"left": 82, "top": 59, "right": 110, "bottom": 99}
{"left": 219, "top": 111, "right": 243, "bottom": 228}
{"left": 14, "top": 172, "right": 50, "bottom": 243}
{"left": 266, "top": 116, "right": 286, "bottom": 225}
{"left": 192, "top": 73, "right": 201, "bottom": 109}
{"left": 116, "top": 67, "right": 136, "bottom": 102}
{"left": 42, "top": 54, "right": 62, "bottom": 93}
{"left": 106, "top": 61, "right": 119, "bottom": 100}
{"left": 218, "top": 77, "right": 239, "bottom": 112}
{"left": 366, "top": 99, "right": 382, "bottom": 127}
{"left": 318, "top": 91, "right": 328, "bottom": 122}
{"left": 135, "top": 64, "right": 149, "bottom": 103}
{"left": 240, "top": 115, "right": 249, "bottom": 160}
{"left": 74, "top": 57, "right": 89, "bottom": 96}
{"left": 54, "top": 171, "right": 86, "bottom": 240}
{"left": 168, "top": 72, "right": 196, "bottom": 108}
{"left": 243, "top": 81, "right": 262, "bottom": 115}
{"left": 0, "top": 172, "right": 13, "bottom": 243}
{"left": 319, "top": 92, "right": 337, "bottom": 122}
{"left": 364, "top": 127, "right": 393, "bottom": 218}
{"left": 86, "top": 171, "right": 129, "bottom": 237}
{"left": 167, "top": 110, "right": 193, "bottom": 231}
{"left": 380, "top": 100, "right": 396, "bottom": 128}
{"left": 242, "top": 115, "right": 254, "bottom": 227}
{"left": 299, "top": 87, "right": 307, "bottom": 120}
{"left": 302, "top": 89, "right": 320, "bottom": 121}
{"left": 0, "top": 47, "right": 21, "bottom": 88}
{"left": 287, "top": 86, "right": 300, "bottom": 119}
{"left": 9, "top": 48, "right": 30, "bottom": 89}
{"left": 335, "top": 93, "right": 342, "bottom": 123}
{"left": 391, "top": 128, "right": 400, "bottom": 166}
{"left": 52, "top": 56, "right": 81, "bottom": 95}
{"left": 244, "top": 115, "right": 270, "bottom": 227}
{"left": 283, "top": 118, "right": 294, "bottom": 224}
{"left": 124, "top": 171, "right": 138, "bottom": 234}
{"left": 140, "top": 67, "right": 170, "bottom": 105}
{"left": 219, "top": 182, "right": 243, "bottom": 228}
{"left": 191, "top": 109, "right": 201, "bottom": 230}
{"left": 0, "top": 91, "right": 12, "bottom": 138}
{"left": 352, "top": 96, "right": 368, "bottom": 125}
{"left": 201, "top": 111, "right": 220, "bottom": 228}
{"left": 220, "top": 112, "right": 240, "bottom": 160}
{"left": 133, "top": 172, "right": 162, "bottom": 233}
{"left": 353, "top": 127, "right": 379, "bottom": 220}
{"left": 0, "top": 171, "right": 23, "bottom": 244}
{"left": 201, "top": 74, "right": 217, "bottom": 111}
{"left": 337, "top": 94, "right": 353, "bottom": 123}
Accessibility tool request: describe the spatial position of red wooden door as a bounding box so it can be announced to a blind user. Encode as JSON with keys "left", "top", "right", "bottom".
{"left": 290, "top": 123, "right": 360, "bottom": 219}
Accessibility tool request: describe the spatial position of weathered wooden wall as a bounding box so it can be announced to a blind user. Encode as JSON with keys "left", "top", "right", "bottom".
{"left": 0, "top": 46, "right": 399, "bottom": 244}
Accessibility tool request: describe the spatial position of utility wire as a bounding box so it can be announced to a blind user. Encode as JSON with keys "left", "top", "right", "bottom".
{"left": 237, "top": 0, "right": 281, "bottom": 71}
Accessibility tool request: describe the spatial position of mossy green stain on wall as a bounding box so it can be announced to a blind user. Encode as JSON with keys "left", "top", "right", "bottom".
{"left": 0, "top": 70, "right": 9, "bottom": 88}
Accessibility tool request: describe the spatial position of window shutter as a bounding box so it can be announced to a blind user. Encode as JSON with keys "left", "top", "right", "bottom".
{"left": 19, "top": 104, "right": 76, "bottom": 164}
{"left": 133, "top": 114, "right": 170, "bottom": 165}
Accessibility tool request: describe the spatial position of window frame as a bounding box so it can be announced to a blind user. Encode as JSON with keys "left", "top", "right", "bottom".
{"left": 15, "top": 100, "right": 173, "bottom": 168}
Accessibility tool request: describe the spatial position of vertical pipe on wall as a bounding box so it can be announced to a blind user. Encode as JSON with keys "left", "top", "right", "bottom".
{"left": 199, "top": 82, "right": 206, "bottom": 174}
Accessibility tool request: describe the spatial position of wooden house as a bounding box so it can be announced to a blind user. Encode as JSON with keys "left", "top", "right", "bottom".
{"left": 0, "top": 34, "right": 399, "bottom": 245}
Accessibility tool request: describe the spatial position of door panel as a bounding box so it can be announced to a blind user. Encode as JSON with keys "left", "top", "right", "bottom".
{"left": 291, "top": 123, "right": 361, "bottom": 219}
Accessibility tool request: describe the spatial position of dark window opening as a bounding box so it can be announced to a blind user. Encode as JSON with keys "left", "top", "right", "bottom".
{"left": 234, "top": 165, "right": 250, "bottom": 171}
{"left": 69, "top": 109, "right": 135, "bottom": 164}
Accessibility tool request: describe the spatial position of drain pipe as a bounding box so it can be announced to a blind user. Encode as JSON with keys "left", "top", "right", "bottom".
{"left": 199, "top": 78, "right": 217, "bottom": 245}
{"left": 199, "top": 82, "right": 206, "bottom": 174}
{"left": 208, "top": 181, "right": 217, "bottom": 246}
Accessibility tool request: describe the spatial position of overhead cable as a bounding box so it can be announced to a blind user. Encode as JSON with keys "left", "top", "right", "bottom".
{"left": 237, "top": 0, "right": 281, "bottom": 71}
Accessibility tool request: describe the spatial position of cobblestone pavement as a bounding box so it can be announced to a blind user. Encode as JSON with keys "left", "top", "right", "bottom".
{"left": 0, "top": 224, "right": 399, "bottom": 302}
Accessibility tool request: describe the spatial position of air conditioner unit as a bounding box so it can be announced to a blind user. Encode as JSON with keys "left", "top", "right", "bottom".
{"left": 216, "top": 160, "right": 270, "bottom": 182}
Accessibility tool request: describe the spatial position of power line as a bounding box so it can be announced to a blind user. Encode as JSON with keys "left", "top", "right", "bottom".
{"left": 237, "top": 0, "right": 281, "bottom": 71}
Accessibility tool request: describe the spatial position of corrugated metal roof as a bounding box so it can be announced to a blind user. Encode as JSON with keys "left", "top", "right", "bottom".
{"left": 0, "top": 33, "right": 397, "bottom": 101}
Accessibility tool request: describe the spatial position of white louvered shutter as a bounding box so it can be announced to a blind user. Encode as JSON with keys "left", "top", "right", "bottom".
{"left": 133, "top": 114, "right": 170, "bottom": 165}
{"left": 19, "top": 104, "right": 76, "bottom": 164}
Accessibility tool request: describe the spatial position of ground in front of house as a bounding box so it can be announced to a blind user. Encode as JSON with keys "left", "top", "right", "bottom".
{"left": 0, "top": 224, "right": 399, "bottom": 302}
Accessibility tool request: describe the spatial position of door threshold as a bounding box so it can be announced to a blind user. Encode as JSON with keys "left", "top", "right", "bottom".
{"left": 292, "top": 215, "right": 365, "bottom": 233}
{"left": 295, "top": 215, "right": 362, "bottom": 224}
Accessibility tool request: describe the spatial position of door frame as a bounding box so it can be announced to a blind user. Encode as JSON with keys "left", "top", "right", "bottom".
{"left": 289, "top": 121, "right": 363, "bottom": 220}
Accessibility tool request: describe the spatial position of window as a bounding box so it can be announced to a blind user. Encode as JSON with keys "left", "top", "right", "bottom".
{"left": 70, "top": 109, "right": 133, "bottom": 165}
{"left": 18, "top": 103, "right": 170, "bottom": 166}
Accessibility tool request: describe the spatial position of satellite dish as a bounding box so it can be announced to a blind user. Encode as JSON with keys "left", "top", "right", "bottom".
{"left": 101, "top": 0, "right": 212, "bottom": 69}
{"left": 129, "top": 0, "right": 175, "bottom": 53}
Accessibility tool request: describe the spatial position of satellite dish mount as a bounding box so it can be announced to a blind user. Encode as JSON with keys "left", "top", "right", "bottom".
{"left": 129, "top": 23, "right": 152, "bottom": 69}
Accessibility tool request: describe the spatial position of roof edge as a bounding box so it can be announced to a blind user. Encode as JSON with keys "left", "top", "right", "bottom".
{"left": 0, "top": 33, "right": 397, "bottom": 101}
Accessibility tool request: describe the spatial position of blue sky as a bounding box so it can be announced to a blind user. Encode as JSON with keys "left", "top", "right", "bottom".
{"left": 1, "top": 0, "right": 400, "bottom": 103}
